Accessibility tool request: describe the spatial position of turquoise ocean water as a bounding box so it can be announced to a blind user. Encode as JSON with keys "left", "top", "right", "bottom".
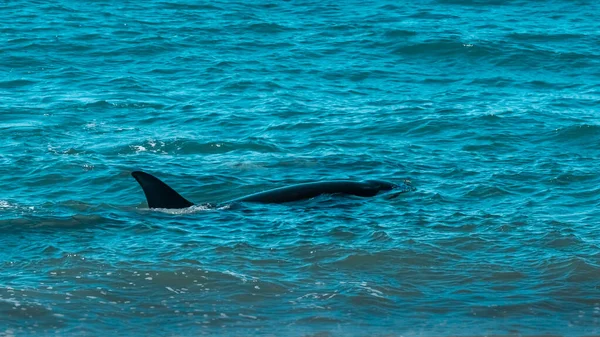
{"left": 1, "top": 1, "right": 600, "bottom": 335}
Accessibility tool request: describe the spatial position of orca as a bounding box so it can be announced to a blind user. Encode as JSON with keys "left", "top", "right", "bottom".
{"left": 131, "top": 171, "right": 414, "bottom": 209}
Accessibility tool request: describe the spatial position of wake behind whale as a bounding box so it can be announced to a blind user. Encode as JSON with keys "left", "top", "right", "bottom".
{"left": 132, "top": 171, "right": 415, "bottom": 209}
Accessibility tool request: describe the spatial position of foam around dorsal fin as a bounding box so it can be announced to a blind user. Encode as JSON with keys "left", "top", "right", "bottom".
{"left": 131, "top": 171, "right": 194, "bottom": 209}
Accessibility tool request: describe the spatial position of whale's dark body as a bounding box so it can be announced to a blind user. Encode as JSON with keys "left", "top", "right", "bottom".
{"left": 132, "top": 171, "right": 414, "bottom": 209}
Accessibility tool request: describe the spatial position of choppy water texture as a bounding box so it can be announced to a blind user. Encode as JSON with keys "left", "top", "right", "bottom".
{"left": 1, "top": 0, "right": 600, "bottom": 336}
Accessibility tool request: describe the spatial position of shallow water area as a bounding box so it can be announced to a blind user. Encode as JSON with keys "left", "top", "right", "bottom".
{"left": 1, "top": 0, "right": 600, "bottom": 336}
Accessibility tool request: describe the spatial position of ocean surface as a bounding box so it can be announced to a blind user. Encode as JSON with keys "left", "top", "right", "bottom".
{"left": 1, "top": 0, "right": 600, "bottom": 336}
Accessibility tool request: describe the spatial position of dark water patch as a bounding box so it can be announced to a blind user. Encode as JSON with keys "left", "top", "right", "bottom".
{"left": 408, "top": 11, "right": 460, "bottom": 20}
{"left": 464, "top": 185, "right": 516, "bottom": 198}
{"left": 461, "top": 141, "right": 519, "bottom": 152}
{"left": 507, "top": 32, "right": 585, "bottom": 42}
{"left": 420, "top": 77, "right": 461, "bottom": 84}
{"left": 2, "top": 55, "right": 46, "bottom": 69}
{"left": 247, "top": 22, "right": 294, "bottom": 34}
{"left": 378, "top": 4, "right": 402, "bottom": 10}
{"left": 220, "top": 80, "right": 257, "bottom": 91}
{"left": 82, "top": 100, "right": 115, "bottom": 109}
{"left": 109, "top": 29, "right": 145, "bottom": 39}
{"left": 436, "top": 0, "right": 511, "bottom": 5}
{"left": 0, "top": 214, "right": 115, "bottom": 230}
{"left": 548, "top": 171, "right": 598, "bottom": 186}
{"left": 0, "top": 79, "right": 37, "bottom": 88}
{"left": 148, "top": 67, "right": 185, "bottom": 75}
{"left": 515, "top": 80, "right": 584, "bottom": 91}
{"left": 541, "top": 231, "right": 586, "bottom": 250}
{"left": 392, "top": 39, "right": 497, "bottom": 60}
{"left": 111, "top": 43, "right": 176, "bottom": 57}
{"left": 543, "top": 124, "right": 600, "bottom": 146}
{"left": 494, "top": 44, "right": 599, "bottom": 70}
{"left": 158, "top": 2, "right": 222, "bottom": 10}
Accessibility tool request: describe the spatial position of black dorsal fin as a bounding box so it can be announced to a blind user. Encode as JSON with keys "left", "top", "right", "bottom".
{"left": 131, "top": 171, "right": 194, "bottom": 209}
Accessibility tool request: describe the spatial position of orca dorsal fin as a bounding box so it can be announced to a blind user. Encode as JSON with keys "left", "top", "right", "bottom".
{"left": 131, "top": 171, "right": 194, "bottom": 209}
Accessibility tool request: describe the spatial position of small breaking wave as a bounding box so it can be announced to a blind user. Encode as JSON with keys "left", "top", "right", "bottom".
{"left": 141, "top": 203, "right": 224, "bottom": 215}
